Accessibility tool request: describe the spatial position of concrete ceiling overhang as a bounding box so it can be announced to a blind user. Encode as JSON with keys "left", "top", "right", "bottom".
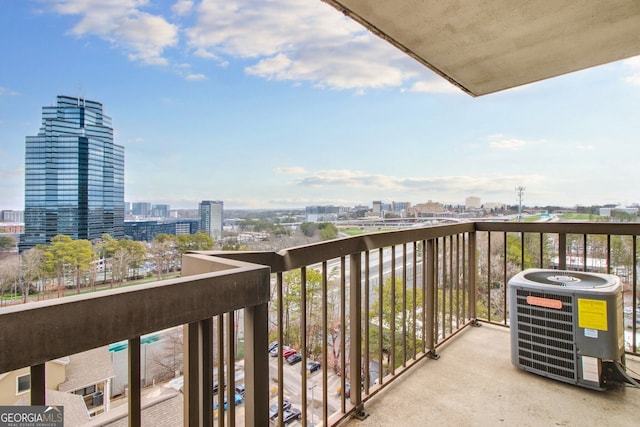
{"left": 322, "top": 0, "right": 640, "bottom": 96}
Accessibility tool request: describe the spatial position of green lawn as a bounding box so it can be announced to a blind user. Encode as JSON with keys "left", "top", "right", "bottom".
{"left": 558, "top": 213, "right": 606, "bottom": 221}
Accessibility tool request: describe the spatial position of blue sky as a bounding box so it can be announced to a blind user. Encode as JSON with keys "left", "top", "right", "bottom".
{"left": 1, "top": 1, "right": 639, "bottom": 211}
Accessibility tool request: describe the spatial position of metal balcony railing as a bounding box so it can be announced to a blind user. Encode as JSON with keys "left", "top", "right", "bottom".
{"left": 0, "top": 221, "right": 638, "bottom": 426}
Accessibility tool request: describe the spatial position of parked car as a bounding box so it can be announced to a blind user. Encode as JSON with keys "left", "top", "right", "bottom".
{"left": 306, "top": 361, "right": 321, "bottom": 373}
{"left": 344, "top": 381, "right": 364, "bottom": 398}
{"left": 235, "top": 383, "right": 245, "bottom": 398}
{"left": 269, "top": 399, "right": 292, "bottom": 419}
{"left": 282, "top": 348, "right": 297, "bottom": 359}
{"left": 213, "top": 380, "right": 225, "bottom": 395}
{"left": 213, "top": 393, "right": 243, "bottom": 411}
{"left": 268, "top": 341, "right": 278, "bottom": 352}
{"left": 286, "top": 353, "right": 302, "bottom": 365}
{"left": 271, "top": 344, "right": 289, "bottom": 357}
{"left": 275, "top": 407, "right": 302, "bottom": 425}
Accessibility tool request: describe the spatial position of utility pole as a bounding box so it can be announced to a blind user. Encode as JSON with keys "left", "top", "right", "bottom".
{"left": 515, "top": 186, "right": 525, "bottom": 222}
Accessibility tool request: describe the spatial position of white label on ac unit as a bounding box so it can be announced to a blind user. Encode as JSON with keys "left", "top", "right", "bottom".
{"left": 584, "top": 328, "right": 598, "bottom": 338}
{"left": 581, "top": 356, "right": 601, "bottom": 383}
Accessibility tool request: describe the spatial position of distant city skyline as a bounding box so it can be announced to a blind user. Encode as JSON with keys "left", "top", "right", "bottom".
{"left": 1, "top": 1, "right": 639, "bottom": 211}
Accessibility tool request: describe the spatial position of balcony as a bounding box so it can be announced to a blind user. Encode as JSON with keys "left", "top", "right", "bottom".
{"left": 1, "top": 221, "right": 639, "bottom": 426}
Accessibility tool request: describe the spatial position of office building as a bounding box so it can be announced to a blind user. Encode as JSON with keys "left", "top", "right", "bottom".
{"left": 151, "top": 204, "right": 170, "bottom": 218}
{"left": 20, "top": 95, "right": 124, "bottom": 251}
{"left": 124, "top": 219, "right": 199, "bottom": 242}
{"left": 131, "top": 202, "right": 151, "bottom": 218}
{"left": 199, "top": 200, "right": 223, "bottom": 241}
{"left": 1, "top": 210, "right": 24, "bottom": 223}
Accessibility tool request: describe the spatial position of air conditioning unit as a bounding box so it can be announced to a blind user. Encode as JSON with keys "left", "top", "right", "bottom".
{"left": 508, "top": 268, "right": 624, "bottom": 390}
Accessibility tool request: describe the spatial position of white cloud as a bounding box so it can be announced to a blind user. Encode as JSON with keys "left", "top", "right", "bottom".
{"left": 576, "top": 144, "right": 595, "bottom": 151}
{"left": 406, "top": 79, "right": 462, "bottom": 94}
{"left": 172, "top": 0, "right": 193, "bottom": 16}
{"left": 488, "top": 136, "right": 545, "bottom": 150}
{"left": 274, "top": 166, "right": 307, "bottom": 175}
{"left": 0, "top": 86, "right": 19, "bottom": 96}
{"left": 44, "top": 0, "right": 454, "bottom": 92}
{"left": 294, "top": 169, "right": 542, "bottom": 195}
{"left": 185, "top": 0, "right": 439, "bottom": 91}
{"left": 185, "top": 73, "right": 207, "bottom": 81}
{"left": 48, "top": 0, "right": 178, "bottom": 65}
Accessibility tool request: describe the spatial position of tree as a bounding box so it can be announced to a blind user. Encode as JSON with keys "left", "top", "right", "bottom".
{"left": 149, "top": 234, "right": 176, "bottom": 280}
{"left": 0, "top": 256, "right": 20, "bottom": 305}
{"left": 21, "top": 247, "right": 47, "bottom": 301}
{"left": 300, "top": 222, "right": 317, "bottom": 237}
{"left": 45, "top": 235, "right": 95, "bottom": 295}
{"left": 46, "top": 235, "right": 74, "bottom": 296}
{"left": 119, "top": 239, "right": 147, "bottom": 280}
{"left": 369, "top": 277, "right": 423, "bottom": 372}
{"left": 68, "top": 239, "right": 95, "bottom": 294}
{"left": 176, "top": 233, "right": 214, "bottom": 260}
{"left": 99, "top": 234, "right": 122, "bottom": 285}
{"left": 318, "top": 223, "right": 338, "bottom": 240}
{"left": 0, "top": 236, "right": 16, "bottom": 257}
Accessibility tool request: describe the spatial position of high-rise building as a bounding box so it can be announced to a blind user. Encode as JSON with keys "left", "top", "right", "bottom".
{"left": 199, "top": 200, "right": 223, "bottom": 241}
{"left": 20, "top": 95, "right": 124, "bottom": 251}
{"left": 151, "top": 204, "right": 170, "bottom": 218}
{"left": 132, "top": 202, "right": 151, "bottom": 217}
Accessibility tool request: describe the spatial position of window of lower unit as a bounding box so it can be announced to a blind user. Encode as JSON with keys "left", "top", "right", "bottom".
{"left": 17, "top": 374, "right": 30, "bottom": 394}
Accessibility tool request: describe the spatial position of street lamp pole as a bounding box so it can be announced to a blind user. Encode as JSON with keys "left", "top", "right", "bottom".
{"left": 309, "top": 382, "right": 318, "bottom": 426}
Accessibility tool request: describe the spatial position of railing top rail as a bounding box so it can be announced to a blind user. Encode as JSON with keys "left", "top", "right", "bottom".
{"left": 0, "top": 255, "right": 270, "bottom": 374}
{"left": 475, "top": 221, "right": 640, "bottom": 235}
{"left": 199, "top": 222, "right": 475, "bottom": 272}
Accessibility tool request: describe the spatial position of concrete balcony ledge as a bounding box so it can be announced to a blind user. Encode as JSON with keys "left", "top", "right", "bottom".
{"left": 347, "top": 323, "right": 639, "bottom": 427}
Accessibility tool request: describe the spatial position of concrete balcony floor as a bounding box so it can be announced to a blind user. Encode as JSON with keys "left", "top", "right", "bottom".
{"left": 346, "top": 323, "right": 640, "bottom": 427}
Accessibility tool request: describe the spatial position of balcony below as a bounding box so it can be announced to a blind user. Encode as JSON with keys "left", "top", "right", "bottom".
{"left": 345, "top": 322, "right": 639, "bottom": 427}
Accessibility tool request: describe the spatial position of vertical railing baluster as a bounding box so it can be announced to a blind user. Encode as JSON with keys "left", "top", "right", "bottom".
{"left": 377, "top": 248, "right": 384, "bottom": 385}
{"left": 469, "top": 230, "right": 477, "bottom": 324}
{"left": 128, "top": 336, "right": 141, "bottom": 427}
{"left": 390, "top": 246, "right": 396, "bottom": 373}
{"left": 441, "top": 237, "right": 447, "bottom": 339}
{"left": 321, "top": 262, "right": 328, "bottom": 426}
{"left": 462, "top": 234, "right": 467, "bottom": 323}
{"left": 202, "top": 318, "right": 214, "bottom": 427}
{"left": 30, "top": 363, "right": 45, "bottom": 406}
{"left": 421, "top": 240, "right": 427, "bottom": 354}
{"left": 487, "top": 231, "right": 491, "bottom": 323}
{"left": 217, "top": 316, "right": 224, "bottom": 427}
{"left": 227, "top": 312, "right": 235, "bottom": 427}
{"left": 340, "top": 257, "right": 346, "bottom": 414}
{"left": 276, "top": 272, "right": 284, "bottom": 425}
{"left": 402, "top": 244, "right": 407, "bottom": 366}
{"left": 364, "top": 252, "right": 371, "bottom": 391}
{"left": 539, "top": 232, "right": 544, "bottom": 268}
{"left": 350, "top": 253, "right": 365, "bottom": 418}
{"left": 426, "top": 239, "right": 437, "bottom": 358}
{"left": 412, "top": 241, "right": 417, "bottom": 359}
{"left": 559, "top": 233, "right": 567, "bottom": 270}
{"left": 633, "top": 236, "right": 638, "bottom": 353}
{"left": 301, "top": 267, "right": 307, "bottom": 426}
{"left": 434, "top": 239, "right": 439, "bottom": 344}
{"left": 607, "top": 235, "right": 612, "bottom": 274}
{"left": 244, "top": 301, "right": 268, "bottom": 427}
{"left": 583, "top": 234, "right": 588, "bottom": 272}
{"left": 448, "top": 235, "right": 453, "bottom": 334}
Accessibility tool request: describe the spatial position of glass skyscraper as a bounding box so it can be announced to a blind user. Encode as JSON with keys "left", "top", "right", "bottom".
{"left": 198, "top": 200, "right": 223, "bottom": 241}
{"left": 20, "top": 95, "right": 124, "bottom": 251}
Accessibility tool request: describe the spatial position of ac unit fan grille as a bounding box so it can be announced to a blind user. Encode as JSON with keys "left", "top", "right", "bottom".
{"left": 515, "top": 289, "right": 575, "bottom": 381}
